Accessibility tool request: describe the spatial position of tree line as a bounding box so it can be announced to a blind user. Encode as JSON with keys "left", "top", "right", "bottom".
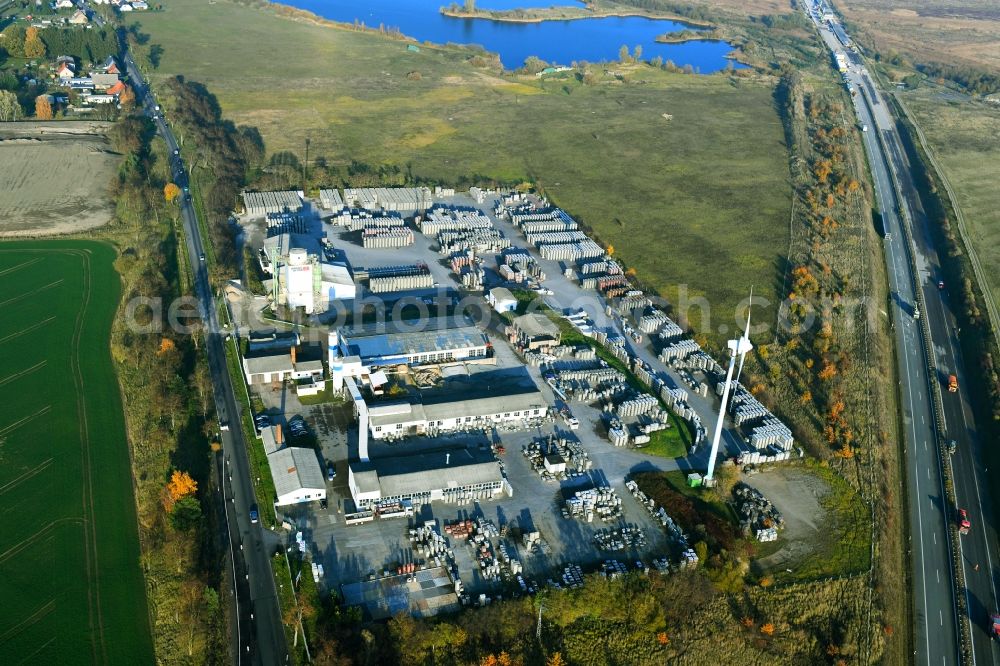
{"left": 103, "top": 108, "right": 226, "bottom": 664}
{"left": 163, "top": 75, "right": 263, "bottom": 277}
{"left": 0, "top": 24, "right": 118, "bottom": 63}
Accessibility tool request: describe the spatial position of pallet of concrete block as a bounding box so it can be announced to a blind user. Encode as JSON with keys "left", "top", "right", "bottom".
{"left": 319, "top": 189, "right": 344, "bottom": 210}
{"left": 333, "top": 208, "right": 405, "bottom": 231}
{"left": 659, "top": 386, "right": 688, "bottom": 408}
{"left": 616, "top": 293, "right": 652, "bottom": 314}
{"left": 658, "top": 339, "right": 701, "bottom": 364}
{"left": 733, "top": 482, "right": 783, "bottom": 532}
{"left": 657, "top": 318, "right": 685, "bottom": 343}
{"left": 560, "top": 563, "right": 585, "bottom": 589}
{"left": 564, "top": 486, "right": 623, "bottom": 521}
{"left": 419, "top": 207, "right": 494, "bottom": 235}
{"left": 606, "top": 418, "right": 629, "bottom": 447}
{"left": 460, "top": 266, "right": 484, "bottom": 289}
{"left": 344, "top": 187, "right": 432, "bottom": 212}
{"left": 594, "top": 526, "right": 646, "bottom": 552}
{"left": 265, "top": 210, "right": 305, "bottom": 235}
{"left": 638, "top": 309, "right": 670, "bottom": 334}
{"left": 678, "top": 351, "right": 722, "bottom": 374}
{"left": 362, "top": 227, "right": 414, "bottom": 248}
{"left": 367, "top": 264, "right": 434, "bottom": 293}
{"left": 438, "top": 230, "right": 510, "bottom": 255}
{"left": 539, "top": 238, "right": 605, "bottom": 262}
{"left": 241, "top": 190, "right": 303, "bottom": 217}
{"left": 511, "top": 207, "right": 575, "bottom": 230}
{"left": 677, "top": 548, "right": 699, "bottom": 570}
{"left": 579, "top": 258, "right": 619, "bottom": 275}
{"left": 615, "top": 394, "right": 659, "bottom": 418}
{"left": 525, "top": 230, "right": 586, "bottom": 247}
{"left": 747, "top": 417, "right": 794, "bottom": 451}
{"left": 519, "top": 216, "right": 579, "bottom": 235}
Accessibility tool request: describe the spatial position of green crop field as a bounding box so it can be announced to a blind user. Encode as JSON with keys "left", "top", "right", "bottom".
{"left": 0, "top": 241, "right": 152, "bottom": 664}
{"left": 137, "top": 0, "right": 792, "bottom": 340}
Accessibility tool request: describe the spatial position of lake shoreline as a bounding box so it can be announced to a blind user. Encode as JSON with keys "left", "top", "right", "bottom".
{"left": 440, "top": 5, "right": 714, "bottom": 29}
{"left": 253, "top": 0, "right": 738, "bottom": 72}
{"left": 655, "top": 28, "right": 724, "bottom": 44}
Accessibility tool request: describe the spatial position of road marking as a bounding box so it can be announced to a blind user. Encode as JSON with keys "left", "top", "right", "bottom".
{"left": 940, "top": 610, "right": 944, "bottom": 626}
{"left": 934, "top": 532, "right": 937, "bottom": 545}
{"left": 927, "top": 468, "right": 931, "bottom": 479}
{"left": 937, "top": 569, "right": 940, "bottom": 583}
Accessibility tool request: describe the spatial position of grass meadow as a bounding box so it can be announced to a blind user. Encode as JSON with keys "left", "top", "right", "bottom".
{"left": 901, "top": 89, "right": 1000, "bottom": 313}
{"left": 0, "top": 241, "right": 152, "bottom": 664}
{"left": 136, "top": 0, "right": 792, "bottom": 340}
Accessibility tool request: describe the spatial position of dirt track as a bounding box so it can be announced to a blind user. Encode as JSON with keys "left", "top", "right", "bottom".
{"left": 0, "top": 122, "right": 119, "bottom": 237}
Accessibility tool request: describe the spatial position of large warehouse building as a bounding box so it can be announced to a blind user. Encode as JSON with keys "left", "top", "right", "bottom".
{"left": 348, "top": 449, "right": 507, "bottom": 510}
{"left": 330, "top": 316, "right": 490, "bottom": 370}
{"left": 367, "top": 387, "right": 548, "bottom": 439}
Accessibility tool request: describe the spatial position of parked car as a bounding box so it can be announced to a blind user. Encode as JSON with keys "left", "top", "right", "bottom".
{"left": 327, "top": 462, "right": 336, "bottom": 481}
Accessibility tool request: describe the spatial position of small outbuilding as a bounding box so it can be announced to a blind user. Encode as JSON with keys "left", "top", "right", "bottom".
{"left": 270, "top": 447, "right": 327, "bottom": 507}
{"left": 487, "top": 287, "right": 518, "bottom": 314}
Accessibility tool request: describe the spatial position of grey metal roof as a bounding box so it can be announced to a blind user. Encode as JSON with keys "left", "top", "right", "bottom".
{"left": 375, "top": 450, "right": 502, "bottom": 498}
{"left": 295, "top": 359, "right": 324, "bottom": 372}
{"left": 243, "top": 352, "right": 293, "bottom": 376}
{"left": 269, "top": 447, "right": 326, "bottom": 498}
{"left": 422, "top": 391, "right": 545, "bottom": 422}
{"left": 513, "top": 313, "right": 560, "bottom": 339}
{"left": 490, "top": 287, "right": 516, "bottom": 303}
{"left": 350, "top": 466, "right": 380, "bottom": 494}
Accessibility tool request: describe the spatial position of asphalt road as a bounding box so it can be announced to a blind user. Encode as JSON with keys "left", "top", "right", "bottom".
{"left": 112, "top": 34, "right": 290, "bottom": 666}
{"left": 806, "top": 3, "right": 1000, "bottom": 663}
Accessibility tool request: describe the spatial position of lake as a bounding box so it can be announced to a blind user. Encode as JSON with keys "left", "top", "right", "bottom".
{"left": 283, "top": 0, "right": 743, "bottom": 71}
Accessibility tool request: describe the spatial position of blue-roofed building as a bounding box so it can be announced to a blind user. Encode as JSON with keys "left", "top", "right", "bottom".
{"left": 333, "top": 316, "right": 490, "bottom": 369}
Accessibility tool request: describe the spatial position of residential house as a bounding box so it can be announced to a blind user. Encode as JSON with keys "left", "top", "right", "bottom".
{"left": 99, "top": 55, "right": 119, "bottom": 75}
{"left": 56, "top": 63, "right": 76, "bottom": 81}
{"left": 118, "top": 3, "right": 133, "bottom": 10}
{"left": 105, "top": 80, "right": 126, "bottom": 97}
{"left": 69, "top": 9, "right": 88, "bottom": 24}
{"left": 55, "top": 0, "right": 74, "bottom": 9}
{"left": 131, "top": 0, "right": 148, "bottom": 8}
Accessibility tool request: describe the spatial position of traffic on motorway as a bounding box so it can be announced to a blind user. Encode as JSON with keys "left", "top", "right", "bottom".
{"left": 803, "top": 1, "right": 1000, "bottom": 663}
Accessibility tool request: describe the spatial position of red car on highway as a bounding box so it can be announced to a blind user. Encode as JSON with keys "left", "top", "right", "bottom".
{"left": 958, "top": 508, "right": 971, "bottom": 535}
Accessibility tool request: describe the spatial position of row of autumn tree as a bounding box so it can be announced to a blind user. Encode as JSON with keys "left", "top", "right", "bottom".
{"left": 104, "top": 110, "right": 227, "bottom": 663}
{"left": 161, "top": 76, "right": 262, "bottom": 278}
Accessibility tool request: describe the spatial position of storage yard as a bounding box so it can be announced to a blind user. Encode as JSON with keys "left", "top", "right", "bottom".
{"left": 230, "top": 185, "right": 805, "bottom": 614}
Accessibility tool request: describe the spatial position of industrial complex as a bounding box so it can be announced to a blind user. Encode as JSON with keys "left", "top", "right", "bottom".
{"left": 227, "top": 185, "right": 799, "bottom": 619}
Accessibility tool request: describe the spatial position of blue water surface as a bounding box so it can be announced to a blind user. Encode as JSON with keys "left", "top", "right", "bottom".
{"left": 285, "top": 0, "right": 743, "bottom": 71}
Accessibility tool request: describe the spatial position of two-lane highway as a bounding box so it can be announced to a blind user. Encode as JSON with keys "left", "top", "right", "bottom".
{"left": 115, "top": 36, "right": 289, "bottom": 666}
